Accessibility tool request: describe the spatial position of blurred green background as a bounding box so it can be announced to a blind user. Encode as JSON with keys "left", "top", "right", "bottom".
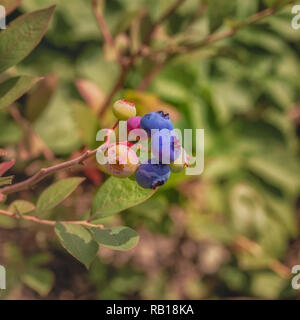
{"left": 0, "top": 0, "right": 300, "bottom": 299}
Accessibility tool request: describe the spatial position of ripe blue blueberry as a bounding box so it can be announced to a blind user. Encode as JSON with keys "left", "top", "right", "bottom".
{"left": 135, "top": 160, "right": 170, "bottom": 189}
{"left": 140, "top": 111, "right": 173, "bottom": 136}
{"left": 151, "top": 129, "right": 181, "bottom": 164}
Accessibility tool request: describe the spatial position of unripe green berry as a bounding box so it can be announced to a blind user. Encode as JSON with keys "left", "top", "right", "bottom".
{"left": 103, "top": 144, "right": 138, "bottom": 178}
{"left": 170, "top": 162, "right": 185, "bottom": 173}
{"left": 112, "top": 99, "right": 136, "bottom": 120}
{"left": 170, "top": 148, "right": 189, "bottom": 173}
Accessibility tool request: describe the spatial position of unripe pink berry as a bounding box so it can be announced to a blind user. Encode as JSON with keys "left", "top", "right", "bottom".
{"left": 127, "top": 116, "right": 141, "bottom": 132}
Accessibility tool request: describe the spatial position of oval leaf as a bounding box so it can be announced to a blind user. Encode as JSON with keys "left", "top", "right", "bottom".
{"left": 25, "top": 74, "right": 58, "bottom": 122}
{"left": 21, "top": 268, "right": 54, "bottom": 297}
{"left": 90, "top": 226, "right": 139, "bottom": 251}
{"left": 36, "top": 177, "right": 85, "bottom": 213}
{"left": 91, "top": 177, "right": 155, "bottom": 219}
{"left": 55, "top": 222, "right": 99, "bottom": 269}
{"left": 0, "top": 5, "right": 55, "bottom": 73}
{"left": 0, "top": 159, "right": 15, "bottom": 176}
{"left": 0, "top": 76, "right": 40, "bottom": 110}
{"left": 9, "top": 200, "right": 35, "bottom": 215}
{"left": 75, "top": 78, "right": 106, "bottom": 113}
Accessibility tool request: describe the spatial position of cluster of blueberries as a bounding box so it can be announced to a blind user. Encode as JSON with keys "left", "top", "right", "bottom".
{"left": 108, "top": 99, "right": 187, "bottom": 189}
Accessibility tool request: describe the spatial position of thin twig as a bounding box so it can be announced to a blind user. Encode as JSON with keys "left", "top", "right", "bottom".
{"left": 91, "top": 0, "right": 114, "bottom": 47}
{"left": 144, "top": 0, "right": 187, "bottom": 45}
{"left": 0, "top": 209, "right": 104, "bottom": 229}
{"left": 99, "top": 65, "right": 130, "bottom": 116}
{"left": 0, "top": 119, "right": 119, "bottom": 196}
{"left": 145, "top": 7, "right": 277, "bottom": 57}
{"left": 234, "top": 235, "right": 290, "bottom": 279}
{"left": 91, "top": 0, "right": 127, "bottom": 68}
{"left": 157, "top": 0, "right": 186, "bottom": 25}
{"left": 9, "top": 105, "right": 55, "bottom": 161}
{"left": 182, "top": 2, "right": 207, "bottom": 31}
{"left": 98, "top": 0, "right": 187, "bottom": 115}
{"left": 137, "top": 61, "right": 165, "bottom": 91}
{"left": 0, "top": 149, "right": 98, "bottom": 195}
{"left": 100, "top": 4, "right": 281, "bottom": 104}
{"left": 179, "top": 7, "right": 276, "bottom": 54}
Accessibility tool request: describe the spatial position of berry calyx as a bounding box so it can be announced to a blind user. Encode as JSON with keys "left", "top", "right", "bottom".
{"left": 113, "top": 99, "right": 136, "bottom": 120}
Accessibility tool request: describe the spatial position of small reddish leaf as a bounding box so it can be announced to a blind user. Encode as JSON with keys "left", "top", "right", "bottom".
{"left": 75, "top": 78, "right": 106, "bottom": 113}
{"left": 83, "top": 167, "right": 103, "bottom": 186}
{"left": 0, "top": 159, "right": 15, "bottom": 176}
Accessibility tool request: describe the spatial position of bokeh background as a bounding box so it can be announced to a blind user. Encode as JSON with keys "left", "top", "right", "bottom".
{"left": 0, "top": 0, "right": 300, "bottom": 299}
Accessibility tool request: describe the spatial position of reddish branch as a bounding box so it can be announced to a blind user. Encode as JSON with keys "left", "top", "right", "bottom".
{"left": 0, "top": 208, "right": 104, "bottom": 229}
{"left": 99, "top": 65, "right": 130, "bottom": 117}
{"left": 91, "top": 0, "right": 114, "bottom": 47}
{"left": 175, "top": 7, "right": 276, "bottom": 54}
{"left": 0, "top": 149, "right": 99, "bottom": 195}
{"left": 0, "top": 119, "right": 119, "bottom": 196}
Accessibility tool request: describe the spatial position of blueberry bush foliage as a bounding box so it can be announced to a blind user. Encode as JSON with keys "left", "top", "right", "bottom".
{"left": 0, "top": 0, "right": 300, "bottom": 299}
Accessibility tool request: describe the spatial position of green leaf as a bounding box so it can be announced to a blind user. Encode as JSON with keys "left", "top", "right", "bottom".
{"left": 91, "top": 177, "right": 155, "bottom": 219}
{"left": 0, "top": 0, "right": 23, "bottom": 15}
{"left": 0, "top": 5, "right": 55, "bottom": 73}
{"left": 0, "top": 76, "right": 40, "bottom": 110}
{"left": 76, "top": 45, "right": 119, "bottom": 94}
{"left": 55, "top": 222, "right": 99, "bottom": 268}
{"left": 34, "top": 89, "right": 81, "bottom": 155}
{"left": 36, "top": 177, "right": 85, "bottom": 213}
{"left": 0, "top": 214, "right": 16, "bottom": 229}
{"left": 25, "top": 74, "right": 58, "bottom": 122}
{"left": 0, "top": 110, "right": 22, "bottom": 145}
{"left": 22, "top": 268, "right": 54, "bottom": 297}
{"left": 230, "top": 183, "right": 268, "bottom": 236}
{"left": 250, "top": 272, "right": 287, "bottom": 299}
{"left": 247, "top": 155, "right": 300, "bottom": 195}
{"left": 211, "top": 81, "right": 253, "bottom": 123}
{"left": 8, "top": 200, "right": 35, "bottom": 215}
{"left": 208, "top": 0, "right": 237, "bottom": 32}
{"left": 73, "top": 101, "right": 98, "bottom": 148}
{"left": 26, "top": 253, "right": 52, "bottom": 267}
{"left": 91, "top": 226, "right": 139, "bottom": 251}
